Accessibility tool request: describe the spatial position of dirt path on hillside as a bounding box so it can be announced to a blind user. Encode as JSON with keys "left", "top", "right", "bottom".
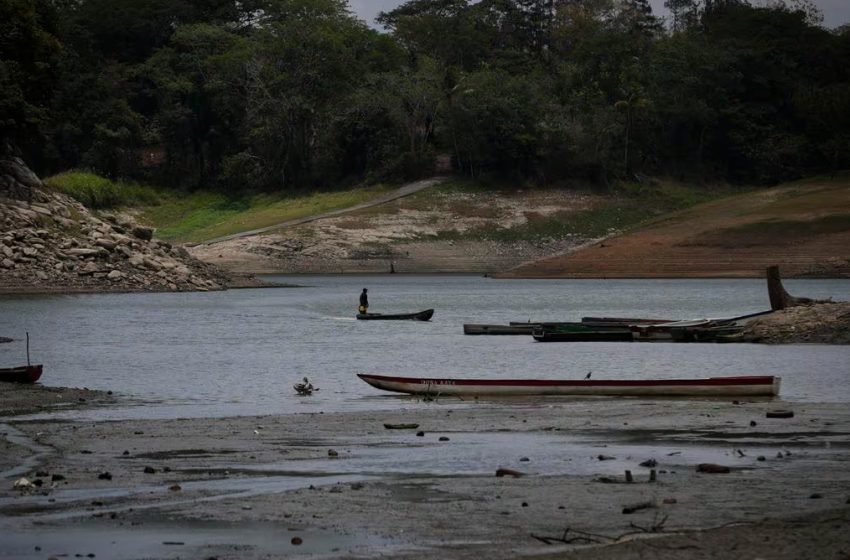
{"left": 189, "top": 186, "right": 605, "bottom": 274}
{"left": 193, "top": 177, "right": 448, "bottom": 246}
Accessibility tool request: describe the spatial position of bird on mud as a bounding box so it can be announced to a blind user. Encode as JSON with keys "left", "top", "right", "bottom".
{"left": 584, "top": 371, "right": 592, "bottom": 380}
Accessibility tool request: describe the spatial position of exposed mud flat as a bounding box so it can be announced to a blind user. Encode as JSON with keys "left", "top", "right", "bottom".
{"left": 2, "top": 387, "right": 849, "bottom": 559}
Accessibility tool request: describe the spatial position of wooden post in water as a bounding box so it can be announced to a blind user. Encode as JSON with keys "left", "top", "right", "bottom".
{"left": 26, "top": 331, "right": 30, "bottom": 366}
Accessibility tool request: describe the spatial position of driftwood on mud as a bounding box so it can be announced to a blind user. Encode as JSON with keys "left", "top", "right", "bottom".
{"left": 766, "top": 265, "right": 832, "bottom": 310}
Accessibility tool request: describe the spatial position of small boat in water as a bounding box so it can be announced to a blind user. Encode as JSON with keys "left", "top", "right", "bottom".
{"left": 581, "top": 316, "right": 676, "bottom": 325}
{"left": 464, "top": 324, "right": 536, "bottom": 335}
{"left": 1, "top": 333, "right": 43, "bottom": 383}
{"left": 358, "top": 373, "right": 780, "bottom": 397}
{"left": 533, "top": 330, "right": 634, "bottom": 342}
{"left": 0, "top": 364, "right": 43, "bottom": 384}
{"left": 357, "top": 309, "right": 434, "bottom": 321}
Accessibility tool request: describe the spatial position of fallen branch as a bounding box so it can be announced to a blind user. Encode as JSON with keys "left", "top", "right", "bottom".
{"left": 628, "top": 514, "right": 668, "bottom": 533}
{"left": 622, "top": 501, "right": 656, "bottom": 514}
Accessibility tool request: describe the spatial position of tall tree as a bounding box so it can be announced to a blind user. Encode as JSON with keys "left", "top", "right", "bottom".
{"left": 0, "top": 0, "right": 61, "bottom": 163}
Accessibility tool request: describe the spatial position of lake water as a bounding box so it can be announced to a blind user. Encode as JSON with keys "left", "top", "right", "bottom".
{"left": 1, "top": 276, "right": 848, "bottom": 419}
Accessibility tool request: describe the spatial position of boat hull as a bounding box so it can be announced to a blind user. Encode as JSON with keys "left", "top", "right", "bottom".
{"left": 533, "top": 330, "right": 634, "bottom": 342}
{"left": 357, "top": 309, "right": 434, "bottom": 321}
{"left": 0, "top": 365, "right": 43, "bottom": 384}
{"left": 357, "top": 374, "right": 780, "bottom": 397}
{"left": 464, "top": 324, "right": 535, "bottom": 335}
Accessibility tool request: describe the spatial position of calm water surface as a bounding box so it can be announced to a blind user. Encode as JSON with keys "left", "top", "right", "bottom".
{"left": 1, "top": 276, "right": 848, "bottom": 419}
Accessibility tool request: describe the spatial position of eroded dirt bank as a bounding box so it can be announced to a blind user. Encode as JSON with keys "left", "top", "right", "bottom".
{"left": 500, "top": 181, "right": 850, "bottom": 279}
{"left": 2, "top": 386, "right": 849, "bottom": 559}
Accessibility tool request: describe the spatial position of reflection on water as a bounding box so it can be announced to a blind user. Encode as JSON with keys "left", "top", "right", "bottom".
{"left": 1, "top": 276, "right": 848, "bottom": 419}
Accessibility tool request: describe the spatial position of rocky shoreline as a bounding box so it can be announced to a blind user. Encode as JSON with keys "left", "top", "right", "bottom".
{"left": 0, "top": 155, "right": 265, "bottom": 294}
{"left": 742, "top": 302, "right": 850, "bottom": 344}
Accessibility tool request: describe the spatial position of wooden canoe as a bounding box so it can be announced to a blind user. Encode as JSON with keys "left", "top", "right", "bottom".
{"left": 357, "top": 309, "right": 434, "bottom": 321}
{"left": 0, "top": 364, "right": 43, "bottom": 384}
{"left": 581, "top": 317, "right": 676, "bottom": 325}
{"left": 464, "top": 324, "right": 536, "bottom": 335}
{"left": 532, "top": 330, "right": 634, "bottom": 342}
{"left": 357, "top": 373, "right": 781, "bottom": 397}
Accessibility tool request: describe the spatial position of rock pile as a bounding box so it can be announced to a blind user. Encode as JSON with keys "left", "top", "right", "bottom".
{"left": 743, "top": 302, "right": 850, "bottom": 344}
{"left": 1, "top": 155, "right": 247, "bottom": 293}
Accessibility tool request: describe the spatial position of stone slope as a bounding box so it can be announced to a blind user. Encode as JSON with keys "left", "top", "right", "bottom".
{"left": 0, "top": 156, "right": 251, "bottom": 293}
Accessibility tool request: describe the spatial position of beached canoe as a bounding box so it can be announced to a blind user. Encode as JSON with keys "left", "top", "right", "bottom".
{"left": 0, "top": 364, "right": 43, "bottom": 384}
{"left": 357, "top": 373, "right": 780, "bottom": 397}
{"left": 357, "top": 309, "right": 434, "bottom": 321}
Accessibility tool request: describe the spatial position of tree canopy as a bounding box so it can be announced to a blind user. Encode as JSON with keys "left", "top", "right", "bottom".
{"left": 1, "top": 0, "right": 848, "bottom": 190}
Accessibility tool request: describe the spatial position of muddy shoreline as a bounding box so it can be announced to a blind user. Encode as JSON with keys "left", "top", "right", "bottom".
{"left": 1, "top": 385, "right": 849, "bottom": 559}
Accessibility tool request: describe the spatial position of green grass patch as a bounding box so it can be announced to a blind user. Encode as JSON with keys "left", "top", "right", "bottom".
{"left": 46, "top": 171, "right": 162, "bottom": 209}
{"left": 143, "top": 184, "right": 395, "bottom": 243}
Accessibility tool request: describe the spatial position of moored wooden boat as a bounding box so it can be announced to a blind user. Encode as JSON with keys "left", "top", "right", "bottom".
{"left": 464, "top": 324, "right": 536, "bottom": 335}
{"left": 670, "top": 325, "right": 745, "bottom": 342}
{"left": 581, "top": 317, "right": 676, "bottom": 325}
{"left": 631, "top": 319, "right": 713, "bottom": 341}
{"left": 358, "top": 374, "right": 781, "bottom": 397}
{"left": 0, "top": 364, "right": 43, "bottom": 384}
{"left": 533, "top": 330, "right": 634, "bottom": 342}
{"left": 1, "top": 333, "right": 42, "bottom": 383}
{"left": 357, "top": 309, "right": 434, "bottom": 321}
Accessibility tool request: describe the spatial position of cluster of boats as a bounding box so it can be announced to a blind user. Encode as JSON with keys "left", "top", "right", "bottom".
{"left": 2, "top": 309, "right": 783, "bottom": 398}
{"left": 464, "top": 311, "right": 774, "bottom": 343}
{"left": 351, "top": 308, "right": 781, "bottom": 398}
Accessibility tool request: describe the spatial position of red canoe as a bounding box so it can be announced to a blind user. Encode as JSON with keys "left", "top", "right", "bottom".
{"left": 358, "top": 373, "right": 780, "bottom": 397}
{"left": 0, "top": 365, "right": 44, "bottom": 384}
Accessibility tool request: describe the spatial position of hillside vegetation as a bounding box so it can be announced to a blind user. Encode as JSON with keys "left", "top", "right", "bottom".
{"left": 186, "top": 177, "right": 749, "bottom": 274}
{"left": 46, "top": 171, "right": 395, "bottom": 244}
{"left": 4, "top": 0, "right": 850, "bottom": 198}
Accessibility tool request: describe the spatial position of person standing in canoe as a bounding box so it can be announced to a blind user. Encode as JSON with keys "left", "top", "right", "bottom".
{"left": 359, "top": 288, "right": 369, "bottom": 314}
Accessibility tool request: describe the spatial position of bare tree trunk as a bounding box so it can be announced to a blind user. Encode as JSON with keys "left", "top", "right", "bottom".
{"left": 766, "top": 265, "right": 794, "bottom": 310}
{"left": 766, "top": 265, "right": 831, "bottom": 310}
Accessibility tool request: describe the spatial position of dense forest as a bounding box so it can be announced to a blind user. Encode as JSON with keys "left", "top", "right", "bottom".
{"left": 2, "top": 0, "right": 849, "bottom": 192}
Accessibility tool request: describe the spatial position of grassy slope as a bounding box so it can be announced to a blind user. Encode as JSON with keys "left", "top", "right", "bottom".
{"left": 142, "top": 185, "right": 393, "bottom": 243}
{"left": 53, "top": 171, "right": 824, "bottom": 255}
{"left": 45, "top": 171, "right": 394, "bottom": 244}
